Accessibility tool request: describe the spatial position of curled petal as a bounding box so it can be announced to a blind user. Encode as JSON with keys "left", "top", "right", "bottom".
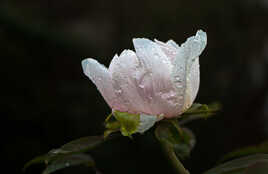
{"left": 181, "top": 30, "right": 207, "bottom": 72}
{"left": 82, "top": 58, "right": 125, "bottom": 111}
{"left": 178, "top": 30, "right": 207, "bottom": 111}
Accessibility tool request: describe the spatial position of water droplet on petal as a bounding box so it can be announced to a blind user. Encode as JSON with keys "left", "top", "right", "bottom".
{"left": 115, "top": 89, "right": 122, "bottom": 94}
{"left": 175, "top": 77, "right": 182, "bottom": 82}
{"left": 139, "top": 84, "right": 145, "bottom": 89}
{"left": 65, "top": 163, "right": 70, "bottom": 167}
{"left": 177, "top": 84, "right": 183, "bottom": 88}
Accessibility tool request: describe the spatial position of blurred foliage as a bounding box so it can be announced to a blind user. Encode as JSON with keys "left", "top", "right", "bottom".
{"left": 218, "top": 141, "right": 268, "bottom": 163}
{"left": 25, "top": 102, "right": 219, "bottom": 173}
{"left": 1, "top": 0, "right": 268, "bottom": 174}
{"left": 155, "top": 121, "right": 196, "bottom": 160}
{"left": 23, "top": 136, "right": 108, "bottom": 174}
{"left": 203, "top": 154, "right": 268, "bottom": 174}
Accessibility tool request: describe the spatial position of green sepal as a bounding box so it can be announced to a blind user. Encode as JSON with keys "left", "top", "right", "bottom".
{"left": 155, "top": 120, "right": 196, "bottom": 159}
{"left": 203, "top": 154, "right": 268, "bottom": 174}
{"left": 113, "top": 111, "right": 140, "bottom": 137}
{"left": 179, "top": 103, "right": 221, "bottom": 125}
{"left": 104, "top": 111, "right": 159, "bottom": 138}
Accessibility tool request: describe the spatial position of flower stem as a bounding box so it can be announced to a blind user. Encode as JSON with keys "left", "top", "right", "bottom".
{"left": 162, "top": 143, "right": 190, "bottom": 174}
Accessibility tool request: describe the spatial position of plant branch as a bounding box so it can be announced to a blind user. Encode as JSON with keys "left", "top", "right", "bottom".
{"left": 162, "top": 143, "right": 190, "bottom": 174}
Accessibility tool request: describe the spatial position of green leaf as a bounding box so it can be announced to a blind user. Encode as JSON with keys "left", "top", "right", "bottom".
{"left": 113, "top": 111, "right": 140, "bottom": 137}
{"left": 42, "top": 154, "right": 95, "bottom": 174}
{"left": 23, "top": 154, "right": 50, "bottom": 171}
{"left": 219, "top": 141, "right": 268, "bottom": 163}
{"left": 59, "top": 136, "right": 105, "bottom": 153}
{"left": 155, "top": 121, "right": 195, "bottom": 159}
{"left": 203, "top": 154, "right": 268, "bottom": 174}
{"left": 179, "top": 103, "right": 221, "bottom": 125}
{"left": 23, "top": 136, "right": 104, "bottom": 171}
{"left": 244, "top": 161, "right": 268, "bottom": 174}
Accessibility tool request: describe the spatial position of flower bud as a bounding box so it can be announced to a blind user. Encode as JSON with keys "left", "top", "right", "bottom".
{"left": 82, "top": 30, "right": 207, "bottom": 119}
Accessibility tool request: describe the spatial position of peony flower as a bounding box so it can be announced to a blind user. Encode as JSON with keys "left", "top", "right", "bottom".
{"left": 82, "top": 30, "right": 207, "bottom": 120}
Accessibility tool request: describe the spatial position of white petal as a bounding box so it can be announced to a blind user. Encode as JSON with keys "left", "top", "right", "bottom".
{"left": 154, "top": 39, "right": 178, "bottom": 60}
{"left": 166, "top": 39, "right": 179, "bottom": 49}
{"left": 153, "top": 38, "right": 188, "bottom": 116}
{"left": 169, "top": 47, "right": 188, "bottom": 117}
{"left": 81, "top": 58, "right": 119, "bottom": 109}
{"left": 154, "top": 39, "right": 189, "bottom": 106}
{"left": 109, "top": 50, "right": 151, "bottom": 114}
{"left": 177, "top": 30, "right": 206, "bottom": 111}
{"left": 170, "top": 30, "right": 206, "bottom": 114}
{"left": 181, "top": 30, "right": 207, "bottom": 72}
{"left": 184, "top": 58, "right": 200, "bottom": 110}
{"left": 133, "top": 38, "right": 180, "bottom": 117}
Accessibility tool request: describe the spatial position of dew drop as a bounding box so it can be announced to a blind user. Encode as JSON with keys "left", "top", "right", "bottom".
{"left": 115, "top": 89, "right": 122, "bottom": 94}
{"left": 65, "top": 163, "right": 70, "bottom": 167}
{"left": 178, "top": 96, "right": 183, "bottom": 99}
{"left": 177, "top": 84, "right": 183, "bottom": 88}
{"left": 50, "top": 149, "right": 61, "bottom": 154}
{"left": 175, "top": 76, "right": 182, "bottom": 83}
{"left": 139, "top": 84, "right": 145, "bottom": 89}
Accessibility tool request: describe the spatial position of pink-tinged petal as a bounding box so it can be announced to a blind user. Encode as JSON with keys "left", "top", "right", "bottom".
{"left": 154, "top": 39, "right": 178, "bottom": 60}
{"left": 82, "top": 58, "right": 125, "bottom": 111}
{"left": 165, "top": 47, "right": 188, "bottom": 117}
{"left": 108, "top": 50, "right": 151, "bottom": 114}
{"left": 133, "top": 38, "right": 180, "bottom": 117}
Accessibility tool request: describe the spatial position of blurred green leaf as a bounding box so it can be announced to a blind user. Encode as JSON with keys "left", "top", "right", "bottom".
{"left": 155, "top": 121, "right": 195, "bottom": 159}
{"left": 179, "top": 103, "right": 221, "bottom": 125}
{"left": 23, "top": 154, "right": 51, "bottom": 171}
{"left": 203, "top": 154, "right": 268, "bottom": 174}
{"left": 23, "top": 136, "right": 104, "bottom": 171}
{"left": 219, "top": 141, "right": 268, "bottom": 163}
{"left": 59, "top": 136, "right": 104, "bottom": 153}
{"left": 244, "top": 161, "right": 268, "bottom": 174}
{"left": 42, "top": 154, "right": 95, "bottom": 174}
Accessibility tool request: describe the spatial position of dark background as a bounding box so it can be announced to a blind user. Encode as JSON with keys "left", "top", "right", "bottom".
{"left": 2, "top": 0, "right": 268, "bottom": 174}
